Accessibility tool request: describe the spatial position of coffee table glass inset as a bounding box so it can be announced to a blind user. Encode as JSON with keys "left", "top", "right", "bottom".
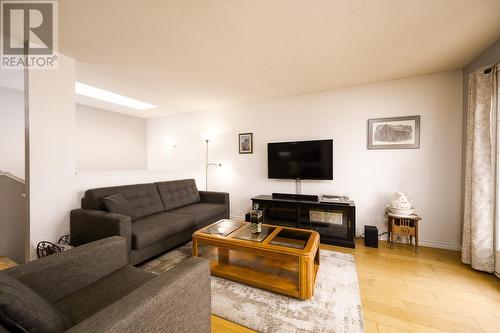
{"left": 203, "top": 219, "right": 245, "bottom": 236}
{"left": 192, "top": 219, "right": 320, "bottom": 300}
{"left": 269, "top": 228, "right": 311, "bottom": 249}
{"left": 233, "top": 225, "right": 276, "bottom": 242}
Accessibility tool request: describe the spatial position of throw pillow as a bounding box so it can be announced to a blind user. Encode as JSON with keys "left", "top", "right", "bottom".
{"left": 102, "top": 193, "right": 135, "bottom": 219}
{"left": 0, "top": 272, "right": 71, "bottom": 333}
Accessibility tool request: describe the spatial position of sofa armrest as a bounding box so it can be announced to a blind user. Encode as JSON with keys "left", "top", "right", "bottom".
{"left": 66, "top": 257, "right": 211, "bottom": 333}
{"left": 200, "top": 191, "right": 229, "bottom": 219}
{"left": 199, "top": 191, "right": 229, "bottom": 205}
{"left": 5, "top": 237, "right": 128, "bottom": 303}
{"left": 70, "top": 209, "right": 132, "bottom": 251}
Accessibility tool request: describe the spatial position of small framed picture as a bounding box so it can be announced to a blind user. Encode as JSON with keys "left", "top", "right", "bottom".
{"left": 368, "top": 116, "right": 420, "bottom": 149}
{"left": 239, "top": 133, "right": 253, "bottom": 154}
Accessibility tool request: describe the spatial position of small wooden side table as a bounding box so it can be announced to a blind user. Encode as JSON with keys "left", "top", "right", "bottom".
{"left": 387, "top": 213, "right": 422, "bottom": 252}
{"left": 0, "top": 256, "right": 17, "bottom": 271}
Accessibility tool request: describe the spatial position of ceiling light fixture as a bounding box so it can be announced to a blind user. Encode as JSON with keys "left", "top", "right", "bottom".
{"left": 75, "top": 82, "right": 156, "bottom": 110}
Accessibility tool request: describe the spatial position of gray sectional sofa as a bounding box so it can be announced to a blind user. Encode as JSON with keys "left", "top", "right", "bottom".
{"left": 70, "top": 179, "right": 229, "bottom": 264}
{"left": 0, "top": 237, "right": 211, "bottom": 333}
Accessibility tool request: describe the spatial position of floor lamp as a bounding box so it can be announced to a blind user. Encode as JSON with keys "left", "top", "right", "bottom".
{"left": 205, "top": 139, "right": 221, "bottom": 190}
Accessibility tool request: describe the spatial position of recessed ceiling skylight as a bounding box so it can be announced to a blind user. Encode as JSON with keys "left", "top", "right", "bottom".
{"left": 75, "top": 82, "right": 156, "bottom": 110}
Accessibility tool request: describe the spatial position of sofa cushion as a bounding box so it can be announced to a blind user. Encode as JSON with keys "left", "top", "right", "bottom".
{"left": 132, "top": 212, "right": 196, "bottom": 249}
{"left": 83, "top": 183, "right": 164, "bottom": 220}
{"left": 102, "top": 193, "right": 135, "bottom": 218}
{"left": 156, "top": 179, "right": 200, "bottom": 211}
{"left": 170, "top": 203, "right": 227, "bottom": 225}
{"left": 0, "top": 272, "right": 70, "bottom": 333}
{"left": 54, "top": 266, "right": 155, "bottom": 324}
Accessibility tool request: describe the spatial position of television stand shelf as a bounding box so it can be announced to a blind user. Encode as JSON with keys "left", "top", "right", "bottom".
{"left": 251, "top": 195, "right": 356, "bottom": 248}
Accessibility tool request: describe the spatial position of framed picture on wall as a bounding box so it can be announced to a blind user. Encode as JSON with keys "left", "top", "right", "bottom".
{"left": 239, "top": 133, "right": 253, "bottom": 154}
{"left": 367, "top": 115, "right": 420, "bottom": 149}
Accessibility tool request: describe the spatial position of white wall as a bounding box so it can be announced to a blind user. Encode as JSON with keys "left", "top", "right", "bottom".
{"left": 76, "top": 104, "right": 147, "bottom": 172}
{"left": 0, "top": 87, "right": 25, "bottom": 179}
{"left": 28, "top": 54, "right": 77, "bottom": 259}
{"left": 148, "top": 70, "right": 463, "bottom": 250}
{"left": 27, "top": 59, "right": 201, "bottom": 256}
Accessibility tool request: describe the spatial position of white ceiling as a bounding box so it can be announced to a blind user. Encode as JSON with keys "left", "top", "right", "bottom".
{"left": 59, "top": 0, "right": 500, "bottom": 118}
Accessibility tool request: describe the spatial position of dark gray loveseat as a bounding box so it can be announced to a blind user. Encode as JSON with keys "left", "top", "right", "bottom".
{"left": 0, "top": 237, "right": 211, "bottom": 333}
{"left": 71, "top": 179, "right": 229, "bottom": 264}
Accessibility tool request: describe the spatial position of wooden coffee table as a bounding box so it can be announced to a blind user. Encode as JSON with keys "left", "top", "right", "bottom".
{"left": 192, "top": 219, "right": 320, "bottom": 300}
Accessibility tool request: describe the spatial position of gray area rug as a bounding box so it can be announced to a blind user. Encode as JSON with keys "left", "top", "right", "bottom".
{"left": 142, "top": 242, "right": 364, "bottom": 333}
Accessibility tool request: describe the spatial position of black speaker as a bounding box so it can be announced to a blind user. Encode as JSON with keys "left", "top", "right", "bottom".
{"left": 272, "top": 193, "right": 319, "bottom": 202}
{"left": 364, "top": 225, "right": 378, "bottom": 248}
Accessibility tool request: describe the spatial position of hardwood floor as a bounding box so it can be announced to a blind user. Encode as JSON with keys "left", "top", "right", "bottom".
{"left": 0, "top": 256, "right": 17, "bottom": 271}
{"left": 211, "top": 238, "right": 500, "bottom": 333}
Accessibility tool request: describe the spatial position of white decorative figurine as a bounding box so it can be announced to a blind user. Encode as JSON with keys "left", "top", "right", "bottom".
{"left": 389, "top": 191, "right": 414, "bottom": 216}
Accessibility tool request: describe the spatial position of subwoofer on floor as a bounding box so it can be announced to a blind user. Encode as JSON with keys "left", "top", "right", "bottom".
{"left": 364, "top": 225, "right": 378, "bottom": 248}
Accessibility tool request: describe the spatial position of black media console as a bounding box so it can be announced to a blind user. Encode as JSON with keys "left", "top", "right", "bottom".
{"left": 251, "top": 195, "right": 356, "bottom": 248}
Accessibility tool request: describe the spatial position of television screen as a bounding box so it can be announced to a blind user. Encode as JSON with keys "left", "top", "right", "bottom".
{"left": 267, "top": 139, "right": 333, "bottom": 180}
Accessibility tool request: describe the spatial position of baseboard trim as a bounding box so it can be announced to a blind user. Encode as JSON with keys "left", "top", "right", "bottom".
{"left": 495, "top": 272, "right": 500, "bottom": 279}
{"left": 229, "top": 215, "right": 461, "bottom": 251}
{"left": 416, "top": 240, "right": 461, "bottom": 251}
{"left": 378, "top": 234, "right": 461, "bottom": 251}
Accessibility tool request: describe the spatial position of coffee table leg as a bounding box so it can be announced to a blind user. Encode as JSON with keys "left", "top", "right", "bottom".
{"left": 313, "top": 248, "right": 320, "bottom": 297}
{"left": 218, "top": 248, "right": 230, "bottom": 264}
{"left": 192, "top": 237, "right": 198, "bottom": 256}
{"left": 299, "top": 256, "right": 314, "bottom": 300}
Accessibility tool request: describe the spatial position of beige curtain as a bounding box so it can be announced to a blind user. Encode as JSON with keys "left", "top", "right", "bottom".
{"left": 462, "top": 65, "right": 497, "bottom": 273}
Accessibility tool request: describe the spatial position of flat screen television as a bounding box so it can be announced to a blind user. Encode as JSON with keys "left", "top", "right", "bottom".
{"left": 268, "top": 139, "right": 333, "bottom": 180}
